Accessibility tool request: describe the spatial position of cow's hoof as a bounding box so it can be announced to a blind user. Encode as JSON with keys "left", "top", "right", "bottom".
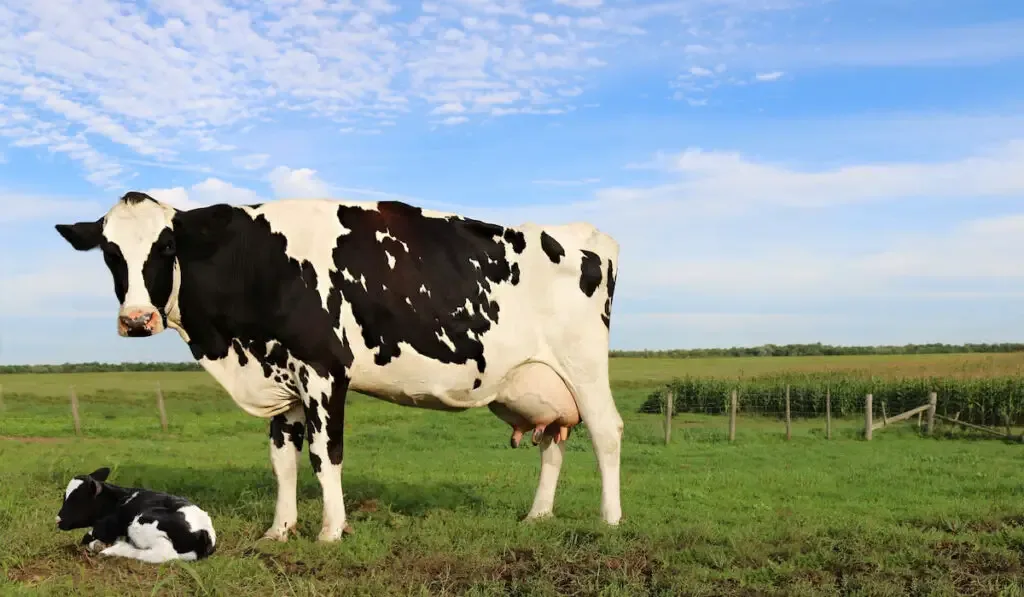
{"left": 317, "top": 523, "right": 353, "bottom": 542}
{"left": 261, "top": 523, "right": 297, "bottom": 542}
{"left": 522, "top": 510, "right": 554, "bottom": 522}
{"left": 86, "top": 539, "right": 109, "bottom": 553}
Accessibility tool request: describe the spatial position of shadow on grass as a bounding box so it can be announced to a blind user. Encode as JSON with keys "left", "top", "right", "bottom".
{"left": 94, "top": 463, "right": 488, "bottom": 519}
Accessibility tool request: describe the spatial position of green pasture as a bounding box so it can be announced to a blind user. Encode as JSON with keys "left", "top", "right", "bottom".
{"left": 1, "top": 354, "right": 1023, "bottom": 595}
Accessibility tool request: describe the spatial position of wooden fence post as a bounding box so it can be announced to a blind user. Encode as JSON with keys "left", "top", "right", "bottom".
{"left": 784, "top": 384, "right": 791, "bottom": 441}
{"left": 156, "top": 383, "right": 168, "bottom": 433}
{"left": 864, "top": 393, "right": 873, "bottom": 441}
{"left": 825, "top": 387, "right": 832, "bottom": 440}
{"left": 0, "top": 383, "right": 4, "bottom": 413}
{"left": 881, "top": 401, "right": 888, "bottom": 427}
{"left": 664, "top": 388, "right": 673, "bottom": 445}
{"left": 729, "top": 389, "right": 737, "bottom": 442}
{"left": 926, "top": 391, "right": 937, "bottom": 436}
{"left": 70, "top": 386, "right": 81, "bottom": 436}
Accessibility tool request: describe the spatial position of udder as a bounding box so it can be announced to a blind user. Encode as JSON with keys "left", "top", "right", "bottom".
{"left": 488, "top": 362, "right": 580, "bottom": 448}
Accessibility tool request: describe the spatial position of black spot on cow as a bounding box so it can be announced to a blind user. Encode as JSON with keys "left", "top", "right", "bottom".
{"left": 274, "top": 375, "right": 282, "bottom": 383}
{"left": 271, "top": 414, "right": 305, "bottom": 451}
{"left": 325, "top": 378, "right": 348, "bottom": 466}
{"left": 602, "top": 258, "right": 617, "bottom": 329}
{"left": 510, "top": 263, "right": 520, "bottom": 285}
{"left": 232, "top": 340, "right": 249, "bottom": 366}
{"left": 579, "top": 250, "right": 603, "bottom": 297}
{"left": 306, "top": 397, "right": 323, "bottom": 438}
{"left": 503, "top": 228, "right": 526, "bottom": 254}
{"left": 309, "top": 453, "right": 322, "bottom": 474}
{"left": 298, "top": 366, "right": 310, "bottom": 393}
{"left": 121, "top": 191, "right": 156, "bottom": 205}
{"left": 169, "top": 204, "right": 354, "bottom": 380}
{"left": 473, "top": 378, "right": 482, "bottom": 389}
{"left": 326, "top": 200, "right": 523, "bottom": 374}
{"left": 540, "top": 231, "right": 565, "bottom": 264}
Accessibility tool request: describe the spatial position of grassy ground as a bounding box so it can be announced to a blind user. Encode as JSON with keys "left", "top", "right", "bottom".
{"left": 2, "top": 356, "right": 1024, "bottom": 595}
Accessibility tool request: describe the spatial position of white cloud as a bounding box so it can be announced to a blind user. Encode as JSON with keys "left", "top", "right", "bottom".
{"left": 689, "top": 66, "right": 714, "bottom": 77}
{"left": 555, "top": 0, "right": 602, "bottom": 8}
{"left": 233, "top": 154, "right": 270, "bottom": 171}
{"left": 603, "top": 140, "right": 1024, "bottom": 212}
{"left": 5, "top": 0, "right": 713, "bottom": 187}
{"left": 146, "top": 178, "right": 261, "bottom": 210}
{"left": 532, "top": 177, "right": 601, "bottom": 186}
{"left": 0, "top": 193, "right": 104, "bottom": 224}
{"left": 755, "top": 71, "right": 784, "bottom": 81}
{"left": 439, "top": 116, "right": 469, "bottom": 126}
{"left": 267, "top": 166, "right": 330, "bottom": 198}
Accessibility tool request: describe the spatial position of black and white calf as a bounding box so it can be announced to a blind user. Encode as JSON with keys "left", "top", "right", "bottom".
{"left": 56, "top": 467, "right": 216, "bottom": 563}
{"left": 55, "top": 193, "right": 623, "bottom": 542}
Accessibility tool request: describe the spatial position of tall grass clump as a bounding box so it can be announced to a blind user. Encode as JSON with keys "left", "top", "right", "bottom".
{"left": 638, "top": 372, "right": 1024, "bottom": 426}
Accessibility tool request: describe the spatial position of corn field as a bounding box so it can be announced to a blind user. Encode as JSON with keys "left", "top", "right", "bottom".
{"left": 639, "top": 373, "right": 1024, "bottom": 427}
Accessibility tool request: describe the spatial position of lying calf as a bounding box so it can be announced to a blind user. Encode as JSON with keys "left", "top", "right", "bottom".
{"left": 56, "top": 467, "right": 216, "bottom": 563}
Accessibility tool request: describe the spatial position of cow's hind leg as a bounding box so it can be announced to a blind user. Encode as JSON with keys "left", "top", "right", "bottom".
{"left": 263, "top": 403, "right": 306, "bottom": 541}
{"left": 567, "top": 376, "right": 623, "bottom": 526}
{"left": 525, "top": 434, "right": 566, "bottom": 520}
{"left": 299, "top": 368, "right": 350, "bottom": 542}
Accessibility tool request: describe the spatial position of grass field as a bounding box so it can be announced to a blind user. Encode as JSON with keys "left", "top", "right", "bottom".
{"left": 2, "top": 354, "right": 1024, "bottom": 595}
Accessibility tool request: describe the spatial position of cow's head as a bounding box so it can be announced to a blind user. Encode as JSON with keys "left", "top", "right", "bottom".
{"left": 56, "top": 467, "right": 111, "bottom": 530}
{"left": 55, "top": 192, "right": 181, "bottom": 338}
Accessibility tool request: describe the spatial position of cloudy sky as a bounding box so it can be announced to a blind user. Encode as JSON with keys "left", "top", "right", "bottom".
{"left": 2, "top": 0, "right": 1024, "bottom": 364}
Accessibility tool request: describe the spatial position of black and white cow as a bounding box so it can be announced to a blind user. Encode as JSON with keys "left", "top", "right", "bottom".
{"left": 57, "top": 467, "right": 216, "bottom": 563}
{"left": 55, "top": 192, "right": 623, "bottom": 542}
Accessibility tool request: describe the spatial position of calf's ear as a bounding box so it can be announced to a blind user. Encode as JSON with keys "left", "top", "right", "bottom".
{"left": 88, "top": 467, "right": 111, "bottom": 482}
{"left": 55, "top": 219, "right": 104, "bottom": 251}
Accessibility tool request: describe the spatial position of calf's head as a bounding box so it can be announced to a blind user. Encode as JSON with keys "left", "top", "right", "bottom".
{"left": 56, "top": 467, "right": 111, "bottom": 530}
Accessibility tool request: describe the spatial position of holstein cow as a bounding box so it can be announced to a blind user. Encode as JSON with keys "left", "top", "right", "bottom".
{"left": 55, "top": 192, "right": 623, "bottom": 542}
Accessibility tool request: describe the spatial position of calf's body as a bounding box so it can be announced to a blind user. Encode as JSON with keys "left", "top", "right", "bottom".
{"left": 57, "top": 467, "right": 216, "bottom": 564}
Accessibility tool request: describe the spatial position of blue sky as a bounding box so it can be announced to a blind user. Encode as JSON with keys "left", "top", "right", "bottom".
{"left": 2, "top": 0, "right": 1024, "bottom": 364}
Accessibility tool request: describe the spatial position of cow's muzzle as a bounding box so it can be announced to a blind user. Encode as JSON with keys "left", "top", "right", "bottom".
{"left": 117, "top": 307, "right": 163, "bottom": 337}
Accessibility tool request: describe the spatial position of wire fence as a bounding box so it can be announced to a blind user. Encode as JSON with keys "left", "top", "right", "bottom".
{"left": 648, "top": 385, "right": 1024, "bottom": 444}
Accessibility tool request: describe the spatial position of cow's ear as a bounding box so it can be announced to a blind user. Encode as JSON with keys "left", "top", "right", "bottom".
{"left": 88, "top": 467, "right": 111, "bottom": 482}
{"left": 173, "top": 204, "right": 235, "bottom": 256}
{"left": 55, "top": 219, "right": 104, "bottom": 251}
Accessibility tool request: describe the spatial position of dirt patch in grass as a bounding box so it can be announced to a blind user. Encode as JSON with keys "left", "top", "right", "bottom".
{"left": 0, "top": 436, "right": 73, "bottom": 444}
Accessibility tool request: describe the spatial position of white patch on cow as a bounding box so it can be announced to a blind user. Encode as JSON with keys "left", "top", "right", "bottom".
{"left": 385, "top": 251, "right": 395, "bottom": 269}
{"left": 374, "top": 229, "right": 409, "bottom": 252}
{"left": 124, "top": 491, "right": 139, "bottom": 503}
{"left": 251, "top": 199, "right": 362, "bottom": 312}
{"left": 101, "top": 199, "right": 177, "bottom": 316}
{"left": 468, "top": 258, "right": 480, "bottom": 270}
{"left": 405, "top": 297, "right": 413, "bottom": 307}
{"left": 195, "top": 343, "right": 297, "bottom": 419}
{"left": 64, "top": 479, "right": 84, "bottom": 500}
{"left": 180, "top": 504, "right": 217, "bottom": 546}
{"left": 435, "top": 329, "right": 456, "bottom": 352}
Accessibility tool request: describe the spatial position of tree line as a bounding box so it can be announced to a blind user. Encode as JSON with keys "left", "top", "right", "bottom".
{"left": 1, "top": 343, "right": 1021, "bottom": 374}
{"left": 610, "top": 342, "right": 1024, "bottom": 358}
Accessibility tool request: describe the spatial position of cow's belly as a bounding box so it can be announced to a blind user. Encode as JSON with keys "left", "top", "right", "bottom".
{"left": 198, "top": 355, "right": 298, "bottom": 418}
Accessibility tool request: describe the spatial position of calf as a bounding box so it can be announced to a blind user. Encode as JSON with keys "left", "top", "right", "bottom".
{"left": 56, "top": 467, "right": 216, "bottom": 564}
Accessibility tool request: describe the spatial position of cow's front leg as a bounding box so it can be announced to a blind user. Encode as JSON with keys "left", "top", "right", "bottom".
{"left": 301, "top": 370, "right": 350, "bottom": 542}
{"left": 263, "top": 403, "right": 306, "bottom": 541}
